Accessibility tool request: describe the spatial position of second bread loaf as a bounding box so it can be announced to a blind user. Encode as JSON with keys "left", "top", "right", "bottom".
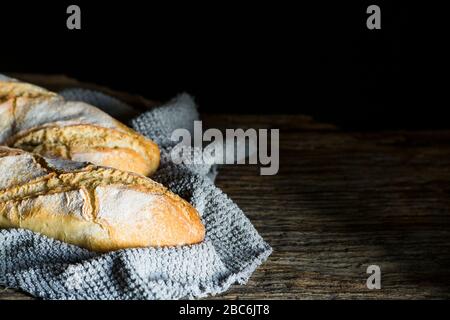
{"left": 0, "top": 78, "right": 160, "bottom": 176}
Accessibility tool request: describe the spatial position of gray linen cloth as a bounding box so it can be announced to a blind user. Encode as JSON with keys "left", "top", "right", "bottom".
{"left": 0, "top": 83, "right": 272, "bottom": 299}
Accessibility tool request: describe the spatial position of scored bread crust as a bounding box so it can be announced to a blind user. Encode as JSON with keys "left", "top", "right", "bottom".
{"left": 0, "top": 79, "right": 160, "bottom": 176}
{"left": 0, "top": 146, "right": 205, "bottom": 251}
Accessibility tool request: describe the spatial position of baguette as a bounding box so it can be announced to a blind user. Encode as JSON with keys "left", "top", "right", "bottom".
{"left": 0, "top": 79, "right": 160, "bottom": 176}
{"left": 0, "top": 146, "right": 205, "bottom": 251}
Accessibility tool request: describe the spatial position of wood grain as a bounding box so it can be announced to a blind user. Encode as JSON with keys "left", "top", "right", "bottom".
{"left": 1, "top": 74, "right": 449, "bottom": 299}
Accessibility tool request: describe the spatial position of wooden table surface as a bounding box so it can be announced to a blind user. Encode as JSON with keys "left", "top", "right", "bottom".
{"left": 1, "top": 74, "right": 450, "bottom": 299}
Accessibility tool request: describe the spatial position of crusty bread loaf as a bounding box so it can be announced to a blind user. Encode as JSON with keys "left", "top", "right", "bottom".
{"left": 0, "top": 79, "right": 160, "bottom": 176}
{"left": 0, "top": 147, "right": 205, "bottom": 251}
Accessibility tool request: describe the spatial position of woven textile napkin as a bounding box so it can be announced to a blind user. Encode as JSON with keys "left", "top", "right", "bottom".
{"left": 0, "top": 83, "right": 271, "bottom": 299}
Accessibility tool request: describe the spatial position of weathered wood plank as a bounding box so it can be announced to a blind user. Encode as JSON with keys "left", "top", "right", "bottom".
{"left": 211, "top": 129, "right": 450, "bottom": 299}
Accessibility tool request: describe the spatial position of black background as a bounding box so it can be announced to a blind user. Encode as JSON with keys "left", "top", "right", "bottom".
{"left": 0, "top": 2, "right": 445, "bottom": 130}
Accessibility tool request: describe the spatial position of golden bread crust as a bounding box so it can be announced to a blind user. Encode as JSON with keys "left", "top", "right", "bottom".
{"left": 0, "top": 80, "right": 160, "bottom": 176}
{"left": 0, "top": 147, "right": 205, "bottom": 251}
